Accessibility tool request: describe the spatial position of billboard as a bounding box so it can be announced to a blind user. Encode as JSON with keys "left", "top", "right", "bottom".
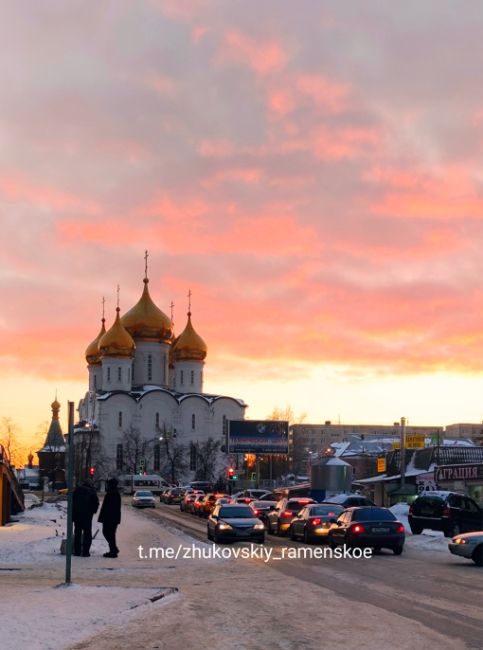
{"left": 228, "top": 420, "right": 289, "bottom": 454}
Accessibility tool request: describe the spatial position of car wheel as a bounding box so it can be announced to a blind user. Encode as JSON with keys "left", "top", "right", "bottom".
{"left": 266, "top": 519, "right": 272, "bottom": 534}
{"left": 207, "top": 527, "right": 213, "bottom": 541}
{"left": 303, "top": 528, "right": 312, "bottom": 545}
{"left": 373, "top": 546, "right": 381, "bottom": 554}
{"left": 213, "top": 530, "right": 220, "bottom": 544}
{"left": 471, "top": 545, "right": 483, "bottom": 566}
{"left": 409, "top": 524, "right": 423, "bottom": 535}
{"left": 290, "top": 526, "right": 297, "bottom": 541}
{"left": 444, "top": 523, "right": 460, "bottom": 538}
{"left": 392, "top": 546, "right": 404, "bottom": 556}
{"left": 329, "top": 534, "right": 337, "bottom": 550}
{"left": 277, "top": 520, "right": 285, "bottom": 536}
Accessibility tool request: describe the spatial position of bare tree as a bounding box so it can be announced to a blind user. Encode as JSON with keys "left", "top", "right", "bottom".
{"left": 194, "top": 438, "right": 221, "bottom": 482}
{"left": 267, "top": 405, "right": 306, "bottom": 425}
{"left": 0, "top": 417, "right": 26, "bottom": 467}
{"left": 158, "top": 425, "right": 187, "bottom": 484}
{"left": 121, "top": 426, "right": 153, "bottom": 474}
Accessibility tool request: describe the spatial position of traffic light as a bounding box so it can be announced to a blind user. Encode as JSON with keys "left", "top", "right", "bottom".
{"left": 88, "top": 467, "right": 95, "bottom": 477}
{"left": 227, "top": 467, "right": 238, "bottom": 481}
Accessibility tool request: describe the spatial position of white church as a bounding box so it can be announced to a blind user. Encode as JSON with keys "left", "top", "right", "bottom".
{"left": 77, "top": 256, "right": 246, "bottom": 481}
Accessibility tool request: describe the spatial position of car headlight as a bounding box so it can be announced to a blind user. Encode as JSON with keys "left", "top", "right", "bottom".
{"left": 217, "top": 522, "right": 233, "bottom": 530}
{"left": 454, "top": 538, "right": 467, "bottom": 544}
{"left": 254, "top": 522, "right": 265, "bottom": 530}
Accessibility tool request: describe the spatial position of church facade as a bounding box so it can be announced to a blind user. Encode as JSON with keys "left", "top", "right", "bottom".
{"left": 77, "top": 262, "right": 246, "bottom": 484}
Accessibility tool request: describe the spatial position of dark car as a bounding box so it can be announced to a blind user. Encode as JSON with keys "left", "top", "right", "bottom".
{"left": 290, "top": 504, "right": 344, "bottom": 543}
{"left": 266, "top": 497, "right": 316, "bottom": 536}
{"left": 408, "top": 491, "right": 483, "bottom": 537}
{"left": 329, "top": 507, "right": 405, "bottom": 555}
{"left": 323, "top": 494, "right": 375, "bottom": 508}
{"left": 207, "top": 504, "right": 265, "bottom": 543}
{"left": 165, "top": 487, "right": 185, "bottom": 505}
{"left": 250, "top": 500, "right": 277, "bottom": 525}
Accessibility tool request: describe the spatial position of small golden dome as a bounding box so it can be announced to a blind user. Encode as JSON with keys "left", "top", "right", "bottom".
{"left": 85, "top": 319, "right": 106, "bottom": 365}
{"left": 99, "top": 308, "right": 135, "bottom": 358}
{"left": 51, "top": 398, "right": 61, "bottom": 412}
{"left": 172, "top": 313, "right": 207, "bottom": 362}
{"left": 121, "top": 279, "right": 172, "bottom": 342}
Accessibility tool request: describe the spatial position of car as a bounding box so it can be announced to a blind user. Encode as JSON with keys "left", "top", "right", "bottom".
{"left": 159, "top": 487, "right": 172, "bottom": 503}
{"left": 408, "top": 491, "right": 483, "bottom": 537}
{"left": 290, "top": 504, "right": 344, "bottom": 543}
{"left": 132, "top": 490, "right": 156, "bottom": 508}
{"left": 207, "top": 504, "right": 265, "bottom": 543}
{"left": 323, "top": 494, "right": 375, "bottom": 508}
{"left": 232, "top": 489, "right": 275, "bottom": 502}
{"left": 190, "top": 493, "right": 207, "bottom": 515}
{"left": 329, "top": 507, "right": 405, "bottom": 555}
{"left": 165, "top": 487, "right": 186, "bottom": 505}
{"left": 180, "top": 489, "right": 204, "bottom": 512}
{"left": 199, "top": 493, "right": 226, "bottom": 517}
{"left": 448, "top": 531, "right": 483, "bottom": 566}
{"left": 214, "top": 496, "right": 234, "bottom": 507}
{"left": 250, "top": 500, "right": 278, "bottom": 526}
{"left": 266, "top": 497, "right": 316, "bottom": 536}
{"left": 188, "top": 481, "right": 213, "bottom": 492}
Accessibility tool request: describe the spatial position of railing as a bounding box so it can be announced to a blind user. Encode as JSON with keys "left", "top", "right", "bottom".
{"left": 0, "top": 444, "right": 25, "bottom": 525}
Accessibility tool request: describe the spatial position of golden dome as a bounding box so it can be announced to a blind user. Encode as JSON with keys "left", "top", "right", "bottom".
{"left": 85, "top": 319, "right": 106, "bottom": 365}
{"left": 172, "top": 313, "right": 207, "bottom": 362}
{"left": 99, "top": 308, "right": 135, "bottom": 358}
{"left": 51, "top": 398, "right": 61, "bottom": 412}
{"left": 121, "top": 279, "right": 172, "bottom": 342}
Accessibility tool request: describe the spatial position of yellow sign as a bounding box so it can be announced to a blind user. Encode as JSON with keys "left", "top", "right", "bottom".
{"left": 392, "top": 435, "right": 425, "bottom": 450}
{"left": 377, "top": 458, "right": 386, "bottom": 473}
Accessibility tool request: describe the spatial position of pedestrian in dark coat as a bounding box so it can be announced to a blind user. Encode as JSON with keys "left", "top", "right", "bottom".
{"left": 98, "top": 477, "right": 121, "bottom": 558}
{"left": 73, "top": 479, "right": 99, "bottom": 557}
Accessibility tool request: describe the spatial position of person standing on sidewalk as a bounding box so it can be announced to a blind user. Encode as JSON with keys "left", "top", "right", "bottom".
{"left": 98, "top": 477, "right": 121, "bottom": 558}
{"left": 72, "top": 479, "right": 99, "bottom": 557}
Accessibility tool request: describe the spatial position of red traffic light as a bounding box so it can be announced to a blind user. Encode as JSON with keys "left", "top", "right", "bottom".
{"left": 227, "top": 467, "right": 234, "bottom": 476}
{"left": 88, "top": 467, "right": 95, "bottom": 476}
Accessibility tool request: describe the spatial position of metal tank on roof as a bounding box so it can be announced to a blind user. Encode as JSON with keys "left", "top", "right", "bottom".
{"left": 310, "top": 456, "right": 353, "bottom": 501}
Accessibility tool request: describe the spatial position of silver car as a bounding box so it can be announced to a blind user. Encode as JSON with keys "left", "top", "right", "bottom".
{"left": 448, "top": 531, "right": 483, "bottom": 566}
{"left": 132, "top": 490, "right": 156, "bottom": 508}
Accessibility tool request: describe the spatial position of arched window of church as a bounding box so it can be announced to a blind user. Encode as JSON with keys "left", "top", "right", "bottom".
{"left": 147, "top": 355, "right": 153, "bottom": 382}
{"left": 117, "top": 367, "right": 122, "bottom": 382}
{"left": 180, "top": 370, "right": 184, "bottom": 385}
{"left": 107, "top": 367, "right": 111, "bottom": 382}
{"left": 189, "top": 443, "right": 197, "bottom": 471}
{"left": 155, "top": 412, "right": 160, "bottom": 429}
{"left": 93, "top": 375, "right": 97, "bottom": 390}
{"left": 118, "top": 411, "right": 123, "bottom": 428}
{"left": 191, "top": 413, "right": 195, "bottom": 430}
{"left": 190, "top": 370, "right": 194, "bottom": 385}
{"left": 116, "top": 444, "right": 123, "bottom": 471}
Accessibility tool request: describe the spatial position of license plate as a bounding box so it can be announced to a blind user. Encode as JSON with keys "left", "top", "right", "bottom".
{"left": 372, "top": 527, "right": 389, "bottom": 533}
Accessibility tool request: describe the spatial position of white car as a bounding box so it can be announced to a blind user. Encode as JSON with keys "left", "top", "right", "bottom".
{"left": 132, "top": 490, "right": 156, "bottom": 508}
{"left": 448, "top": 531, "right": 483, "bottom": 566}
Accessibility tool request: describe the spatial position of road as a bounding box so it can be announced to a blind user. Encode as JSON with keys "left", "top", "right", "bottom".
{"left": 142, "top": 501, "right": 483, "bottom": 649}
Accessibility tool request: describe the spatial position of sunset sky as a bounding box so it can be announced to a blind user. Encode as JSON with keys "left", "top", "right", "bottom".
{"left": 2, "top": 1, "right": 483, "bottom": 451}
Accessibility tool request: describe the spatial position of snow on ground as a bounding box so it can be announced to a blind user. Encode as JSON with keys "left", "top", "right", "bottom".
{"left": 390, "top": 503, "right": 449, "bottom": 552}
{"left": 2, "top": 583, "right": 174, "bottom": 650}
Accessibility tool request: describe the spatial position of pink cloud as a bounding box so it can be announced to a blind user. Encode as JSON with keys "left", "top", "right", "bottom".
{"left": 219, "top": 29, "right": 288, "bottom": 76}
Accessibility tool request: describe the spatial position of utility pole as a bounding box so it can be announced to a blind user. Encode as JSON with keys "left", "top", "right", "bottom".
{"left": 400, "top": 416, "right": 406, "bottom": 488}
{"left": 65, "top": 401, "right": 75, "bottom": 584}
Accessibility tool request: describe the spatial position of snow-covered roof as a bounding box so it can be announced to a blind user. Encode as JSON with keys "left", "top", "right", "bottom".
{"left": 96, "top": 386, "right": 246, "bottom": 407}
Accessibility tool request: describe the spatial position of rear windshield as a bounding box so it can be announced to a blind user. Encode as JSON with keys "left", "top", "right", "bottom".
{"left": 172, "top": 489, "right": 184, "bottom": 495}
{"left": 412, "top": 496, "right": 445, "bottom": 514}
{"left": 252, "top": 501, "right": 277, "bottom": 508}
{"left": 135, "top": 491, "right": 153, "bottom": 497}
{"left": 219, "top": 507, "right": 253, "bottom": 518}
{"left": 287, "top": 500, "right": 313, "bottom": 512}
{"left": 352, "top": 508, "right": 396, "bottom": 521}
{"left": 308, "top": 505, "right": 344, "bottom": 517}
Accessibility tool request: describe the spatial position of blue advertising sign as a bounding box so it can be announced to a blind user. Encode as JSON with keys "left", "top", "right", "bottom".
{"left": 228, "top": 420, "right": 289, "bottom": 454}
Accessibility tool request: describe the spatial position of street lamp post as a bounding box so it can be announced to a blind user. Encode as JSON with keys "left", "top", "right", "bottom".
{"left": 400, "top": 417, "right": 406, "bottom": 488}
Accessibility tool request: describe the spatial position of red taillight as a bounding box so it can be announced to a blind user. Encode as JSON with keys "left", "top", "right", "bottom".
{"left": 311, "top": 518, "right": 322, "bottom": 526}
{"left": 281, "top": 510, "right": 294, "bottom": 518}
{"left": 252, "top": 509, "right": 259, "bottom": 515}
{"left": 351, "top": 524, "right": 365, "bottom": 534}
{"left": 396, "top": 523, "right": 405, "bottom": 533}
{"left": 442, "top": 506, "right": 450, "bottom": 517}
